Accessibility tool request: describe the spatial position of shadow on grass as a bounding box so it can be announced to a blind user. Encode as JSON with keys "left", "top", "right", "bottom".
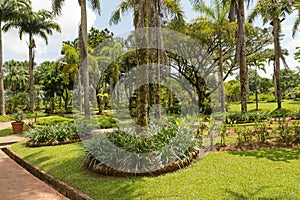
{"left": 225, "top": 186, "right": 286, "bottom": 200}
{"left": 0, "top": 128, "right": 13, "bottom": 137}
{"left": 229, "top": 148, "right": 300, "bottom": 162}
{"left": 287, "top": 101, "right": 300, "bottom": 105}
{"left": 20, "top": 144, "right": 145, "bottom": 200}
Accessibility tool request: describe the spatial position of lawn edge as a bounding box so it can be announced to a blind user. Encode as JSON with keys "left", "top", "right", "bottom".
{"left": 1, "top": 147, "right": 93, "bottom": 200}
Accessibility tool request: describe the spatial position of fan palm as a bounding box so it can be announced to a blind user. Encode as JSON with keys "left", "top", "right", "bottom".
{"left": 3, "top": 60, "right": 29, "bottom": 94}
{"left": 3, "top": 8, "right": 61, "bottom": 112}
{"left": 0, "top": 0, "right": 30, "bottom": 115}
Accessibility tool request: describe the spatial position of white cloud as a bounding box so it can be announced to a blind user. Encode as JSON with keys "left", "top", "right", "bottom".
{"left": 3, "top": 0, "right": 97, "bottom": 63}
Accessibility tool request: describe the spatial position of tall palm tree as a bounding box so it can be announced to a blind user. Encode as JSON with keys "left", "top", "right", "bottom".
{"left": 110, "top": 0, "right": 184, "bottom": 128}
{"left": 191, "top": 0, "right": 230, "bottom": 112}
{"left": 0, "top": 0, "right": 30, "bottom": 115}
{"left": 3, "top": 8, "right": 61, "bottom": 112}
{"left": 219, "top": 0, "right": 249, "bottom": 114}
{"left": 248, "top": 0, "right": 293, "bottom": 109}
{"left": 52, "top": 0, "right": 101, "bottom": 119}
{"left": 100, "top": 41, "right": 123, "bottom": 113}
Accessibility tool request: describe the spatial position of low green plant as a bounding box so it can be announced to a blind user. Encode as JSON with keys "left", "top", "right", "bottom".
{"left": 36, "top": 116, "right": 74, "bottom": 125}
{"left": 277, "top": 117, "right": 293, "bottom": 145}
{"left": 25, "top": 123, "right": 79, "bottom": 144}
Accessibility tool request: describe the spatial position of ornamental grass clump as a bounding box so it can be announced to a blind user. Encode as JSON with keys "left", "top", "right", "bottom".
{"left": 84, "top": 119, "right": 202, "bottom": 176}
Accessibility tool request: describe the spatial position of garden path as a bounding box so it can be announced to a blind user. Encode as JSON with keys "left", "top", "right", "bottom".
{"left": 0, "top": 121, "right": 69, "bottom": 200}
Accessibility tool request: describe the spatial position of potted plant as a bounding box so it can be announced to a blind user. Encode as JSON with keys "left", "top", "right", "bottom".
{"left": 11, "top": 110, "right": 26, "bottom": 133}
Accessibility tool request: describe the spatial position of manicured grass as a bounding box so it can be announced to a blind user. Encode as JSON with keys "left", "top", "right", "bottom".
{"left": 0, "top": 128, "right": 14, "bottom": 137}
{"left": 10, "top": 142, "right": 300, "bottom": 199}
{"left": 0, "top": 115, "right": 14, "bottom": 122}
{"left": 229, "top": 100, "right": 300, "bottom": 113}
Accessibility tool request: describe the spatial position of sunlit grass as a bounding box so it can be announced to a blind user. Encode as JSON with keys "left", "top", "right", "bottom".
{"left": 229, "top": 100, "right": 300, "bottom": 113}
{"left": 10, "top": 142, "right": 300, "bottom": 200}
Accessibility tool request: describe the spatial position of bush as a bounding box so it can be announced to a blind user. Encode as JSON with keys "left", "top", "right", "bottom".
{"left": 258, "top": 94, "right": 276, "bottom": 102}
{"left": 6, "top": 92, "right": 29, "bottom": 114}
{"left": 36, "top": 116, "right": 74, "bottom": 125}
{"left": 97, "top": 116, "right": 117, "bottom": 129}
{"left": 25, "top": 123, "right": 79, "bottom": 145}
{"left": 270, "top": 109, "right": 291, "bottom": 118}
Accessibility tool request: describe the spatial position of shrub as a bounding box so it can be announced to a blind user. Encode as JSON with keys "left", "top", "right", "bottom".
{"left": 25, "top": 123, "right": 79, "bottom": 145}
{"left": 36, "top": 116, "right": 74, "bottom": 125}
{"left": 270, "top": 109, "right": 291, "bottom": 118}
{"left": 97, "top": 116, "right": 117, "bottom": 129}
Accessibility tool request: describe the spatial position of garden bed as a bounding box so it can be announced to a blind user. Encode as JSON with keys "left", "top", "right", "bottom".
{"left": 83, "top": 147, "right": 200, "bottom": 177}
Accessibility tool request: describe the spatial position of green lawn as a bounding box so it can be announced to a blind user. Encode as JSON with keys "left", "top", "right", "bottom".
{"left": 10, "top": 142, "right": 300, "bottom": 199}
{"left": 229, "top": 100, "right": 300, "bottom": 112}
{"left": 0, "top": 128, "right": 14, "bottom": 137}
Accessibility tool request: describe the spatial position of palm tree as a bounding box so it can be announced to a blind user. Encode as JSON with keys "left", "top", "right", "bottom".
{"left": 0, "top": 0, "right": 30, "bottom": 115}
{"left": 247, "top": 54, "right": 266, "bottom": 110}
{"left": 100, "top": 41, "right": 123, "bottom": 113}
{"left": 219, "top": 0, "right": 249, "bottom": 114}
{"left": 110, "top": 0, "right": 184, "bottom": 129}
{"left": 248, "top": 0, "right": 293, "bottom": 109}
{"left": 52, "top": 0, "right": 101, "bottom": 119}
{"left": 3, "top": 9, "right": 61, "bottom": 112}
{"left": 191, "top": 0, "right": 230, "bottom": 112}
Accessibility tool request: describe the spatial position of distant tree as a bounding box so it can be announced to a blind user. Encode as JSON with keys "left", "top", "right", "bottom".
{"left": 3, "top": 8, "right": 61, "bottom": 112}
{"left": 53, "top": 0, "right": 101, "bottom": 119}
{"left": 3, "top": 60, "right": 29, "bottom": 94}
{"left": 248, "top": 0, "right": 293, "bottom": 109}
{"left": 0, "top": 0, "right": 30, "bottom": 115}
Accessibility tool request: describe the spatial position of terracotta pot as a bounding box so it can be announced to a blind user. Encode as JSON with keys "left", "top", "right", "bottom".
{"left": 11, "top": 121, "right": 24, "bottom": 134}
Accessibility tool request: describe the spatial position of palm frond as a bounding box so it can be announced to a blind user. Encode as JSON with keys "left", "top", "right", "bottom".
{"left": 89, "top": 0, "right": 101, "bottom": 15}
{"left": 52, "top": 0, "right": 65, "bottom": 16}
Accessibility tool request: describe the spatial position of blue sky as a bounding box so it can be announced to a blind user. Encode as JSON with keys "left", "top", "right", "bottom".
{"left": 2, "top": 0, "right": 300, "bottom": 78}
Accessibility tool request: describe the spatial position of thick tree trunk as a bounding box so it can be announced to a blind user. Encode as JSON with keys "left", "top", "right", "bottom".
{"left": 228, "top": 0, "right": 236, "bottom": 22}
{"left": 148, "top": 0, "right": 162, "bottom": 119}
{"left": 0, "top": 21, "right": 5, "bottom": 115}
{"left": 218, "top": 43, "right": 226, "bottom": 113}
{"left": 29, "top": 34, "right": 35, "bottom": 112}
{"left": 135, "top": 0, "right": 149, "bottom": 130}
{"left": 79, "top": 0, "right": 90, "bottom": 119}
{"left": 237, "top": 0, "right": 248, "bottom": 114}
{"left": 273, "top": 18, "right": 282, "bottom": 109}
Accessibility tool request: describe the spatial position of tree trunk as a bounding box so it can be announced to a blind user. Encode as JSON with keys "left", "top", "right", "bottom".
{"left": 29, "top": 34, "right": 35, "bottom": 112}
{"left": 236, "top": 0, "right": 248, "bottom": 114}
{"left": 78, "top": 71, "right": 83, "bottom": 112}
{"left": 218, "top": 43, "right": 226, "bottom": 113}
{"left": 135, "top": 0, "right": 149, "bottom": 130}
{"left": 64, "top": 89, "right": 69, "bottom": 112}
{"left": 79, "top": 0, "right": 90, "bottom": 119}
{"left": 255, "top": 66, "right": 259, "bottom": 111}
{"left": 228, "top": 0, "right": 236, "bottom": 22}
{"left": 0, "top": 21, "right": 5, "bottom": 115}
{"left": 273, "top": 17, "right": 282, "bottom": 109}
